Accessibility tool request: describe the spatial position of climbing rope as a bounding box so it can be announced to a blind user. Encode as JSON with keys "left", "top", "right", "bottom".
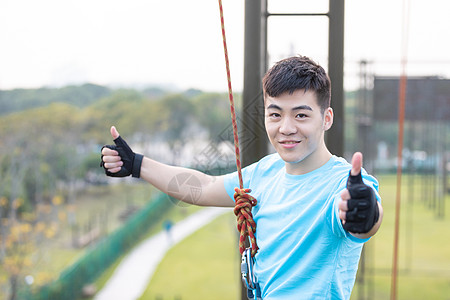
{"left": 218, "top": 0, "right": 258, "bottom": 257}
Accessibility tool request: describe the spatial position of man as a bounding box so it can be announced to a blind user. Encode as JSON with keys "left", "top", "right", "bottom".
{"left": 101, "top": 56, "right": 383, "bottom": 299}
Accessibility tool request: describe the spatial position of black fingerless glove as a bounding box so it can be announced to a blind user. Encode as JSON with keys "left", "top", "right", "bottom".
{"left": 343, "top": 171, "right": 379, "bottom": 234}
{"left": 100, "top": 136, "right": 143, "bottom": 178}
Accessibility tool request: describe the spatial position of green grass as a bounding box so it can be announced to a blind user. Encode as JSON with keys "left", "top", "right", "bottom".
{"left": 139, "top": 212, "right": 240, "bottom": 300}
{"left": 350, "top": 174, "right": 450, "bottom": 299}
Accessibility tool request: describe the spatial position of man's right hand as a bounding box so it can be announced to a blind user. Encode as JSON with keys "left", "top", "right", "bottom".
{"left": 100, "top": 126, "right": 143, "bottom": 178}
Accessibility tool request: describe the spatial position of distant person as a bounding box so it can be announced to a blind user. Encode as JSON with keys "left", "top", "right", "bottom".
{"left": 163, "top": 219, "right": 173, "bottom": 245}
{"left": 101, "top": 55, "right": 383, "bottom": 300}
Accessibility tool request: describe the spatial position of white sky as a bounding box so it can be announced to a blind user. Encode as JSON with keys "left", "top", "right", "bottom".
{"left": 0, "top": 0, "right": 449, "bottom": 92}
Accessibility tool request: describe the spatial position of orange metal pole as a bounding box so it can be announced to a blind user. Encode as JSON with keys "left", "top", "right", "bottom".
{"left": 390, "top": 1, "right": 410, "bottom": 299}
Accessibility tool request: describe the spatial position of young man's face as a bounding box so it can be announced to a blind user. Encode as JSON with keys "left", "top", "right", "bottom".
{"left": 264, "top": 89, "right": 333, "bottom": 174}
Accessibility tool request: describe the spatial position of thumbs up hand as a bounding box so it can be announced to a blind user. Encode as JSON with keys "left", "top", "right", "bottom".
{"left": 100, "top": 126, "right": 143, "bottom": 178}
{"left": 338, "top": 152, "right": 380, "bottom": 234}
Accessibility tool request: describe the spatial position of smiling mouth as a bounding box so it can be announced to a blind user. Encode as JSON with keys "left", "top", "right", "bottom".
{"left": 279, "top": 140, "right": 301, "bottom": 148}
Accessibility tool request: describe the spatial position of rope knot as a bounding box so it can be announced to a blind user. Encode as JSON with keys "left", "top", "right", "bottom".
{"left": 233, "top": 188, "right": 259, "bottom": 256}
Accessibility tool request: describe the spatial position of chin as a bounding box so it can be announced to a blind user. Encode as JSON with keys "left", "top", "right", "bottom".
{"left": 279, "top": 153, "right": 306, "bottom": 164}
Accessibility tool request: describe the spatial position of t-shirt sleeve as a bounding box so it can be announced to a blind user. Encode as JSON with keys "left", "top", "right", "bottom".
{"left": 223, "top": 160, "right": 260, "bottom": 202}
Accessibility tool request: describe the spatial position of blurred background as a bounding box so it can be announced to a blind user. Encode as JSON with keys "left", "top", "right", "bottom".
{"left": 0, "top": 0, "right": 449, "bottom": 299}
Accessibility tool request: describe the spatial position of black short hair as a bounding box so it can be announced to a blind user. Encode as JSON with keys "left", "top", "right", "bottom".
{"left": 262, "top": 56, "right": 331, "bottom": 113}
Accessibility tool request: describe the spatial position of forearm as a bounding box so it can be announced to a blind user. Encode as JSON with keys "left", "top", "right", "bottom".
{"left": 140, "top": 157, "right": 233, "bottom": 207}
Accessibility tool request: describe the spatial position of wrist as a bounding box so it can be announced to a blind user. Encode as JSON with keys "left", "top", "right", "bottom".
{"left": 132, "top": 153, "right": 144, "bottom": 178}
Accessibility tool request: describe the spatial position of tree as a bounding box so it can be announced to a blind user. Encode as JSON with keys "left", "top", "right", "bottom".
{"left": 0, "top": 196, "right": 61, "bottom": 300}
{"left": 157, "top": 94, "right": 197, "bottom": 164}
{"left": 192, "top": 92, "right": 233, "bottom": 142}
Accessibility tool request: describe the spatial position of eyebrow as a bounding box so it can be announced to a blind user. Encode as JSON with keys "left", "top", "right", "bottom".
{"left": 266, "top": 104, "right": 313, "bottom": 111}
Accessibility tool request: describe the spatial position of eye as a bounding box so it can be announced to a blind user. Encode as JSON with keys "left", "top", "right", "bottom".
{"left": 296, "top": 113, "right": 308, "bottom": 119}
{"left": 268, "top": 112, "right": 281, "bottom": 118}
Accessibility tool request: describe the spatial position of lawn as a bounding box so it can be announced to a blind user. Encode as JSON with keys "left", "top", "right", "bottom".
{"left": 351, "top": 174, "right": 450, "bottom": 299}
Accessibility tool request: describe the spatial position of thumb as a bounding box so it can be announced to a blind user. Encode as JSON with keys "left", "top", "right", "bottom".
{"left": 351, "top": 152, "right": 363, "bottom": 176}
{"left": 347, "top": 152, "right": 364, "bottom": 188}
{"left": 110, "top": 126, "right": 120, "bottom": 140}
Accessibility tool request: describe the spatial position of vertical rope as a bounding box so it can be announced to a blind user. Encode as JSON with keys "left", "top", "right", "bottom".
{"left": 391, "top": 0, "right": 411, "bottom": 299}
{"left": 218, "top": 0, "right": 258, "bottom": 257}
{"left": 218, "top": 0, "right": 243, "bottom": 189}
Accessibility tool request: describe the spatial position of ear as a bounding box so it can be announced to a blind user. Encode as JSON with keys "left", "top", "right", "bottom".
{"left": 323, "top": 107, "right": 333, "bottom": 131}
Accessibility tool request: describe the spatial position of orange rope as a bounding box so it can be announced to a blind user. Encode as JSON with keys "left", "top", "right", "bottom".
{"left": 218, "top": 0, "right": 258, "bottom": 257}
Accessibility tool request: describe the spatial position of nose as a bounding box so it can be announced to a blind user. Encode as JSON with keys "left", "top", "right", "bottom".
{"left": 279, "top": 117, "right": 297, "bottom": 135}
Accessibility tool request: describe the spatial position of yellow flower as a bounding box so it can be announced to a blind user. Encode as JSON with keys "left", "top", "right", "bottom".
{"left": 44, "top": 228, "right": 55, "bottom": 239}
{"left": 20, "top": 223, "right": 32, "bottom": 234}
{"left": 58, "top": 211, "right": 67, "bottom": 222}
{"left": 0, "top": 197, "right": 8, "bottom": 207}
{"left": 52, "top": 195, "right": 64, "bottom": 206}
{"left": 12, "top": 198, "right": 23, "bottom": 209}
{"left": 35, "top": 222, "right": 46, "bottom": 233}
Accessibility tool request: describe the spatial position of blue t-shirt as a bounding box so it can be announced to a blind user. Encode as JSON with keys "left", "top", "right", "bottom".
{"left": 224, "top": 154, "right": 380, "bottom": 300}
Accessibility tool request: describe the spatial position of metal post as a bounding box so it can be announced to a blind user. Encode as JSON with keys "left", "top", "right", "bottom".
{"left": 242, "top": 0, "right": 268, "bottom": 168}
{"left": 261, "top": 0, "right": 268, "bottom": 73}
{"left": 326, "top": 0, "right": 345, "bottom": 157}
